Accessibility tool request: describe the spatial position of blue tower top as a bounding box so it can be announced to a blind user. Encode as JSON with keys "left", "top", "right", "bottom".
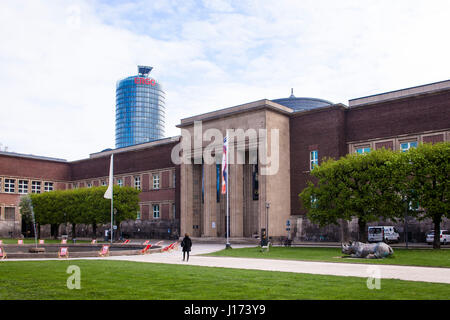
{"left": 115, "top": 66, "right": 166, "bottom": 148}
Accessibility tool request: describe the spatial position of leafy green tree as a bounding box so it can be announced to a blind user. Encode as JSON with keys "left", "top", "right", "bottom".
{"left": 29, "top": 186, "right": 140, "bottom": 240}
{"left": 300, "top": 148, "right": 405, "bottom": 242}
{"left": 19, "top": 195, "right": 34, "bottom": 237}
{"left": 111, "top": 186, "right": 141, "bottom": 238}
{"left": 401, "top": 142, "right": 450, "bottom": 249}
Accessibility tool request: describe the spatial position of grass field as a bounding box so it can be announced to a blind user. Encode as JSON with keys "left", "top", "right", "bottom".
{"left": 204, "top": 246, "right": 450, "bottom": 268}
{"left": 0, "top": 260, "right": 449, "bottom": 300}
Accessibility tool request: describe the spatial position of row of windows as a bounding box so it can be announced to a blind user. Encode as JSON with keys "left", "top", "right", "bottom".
{"left": 355, "top": 141, "right": 418, "bottom": 154}
{"left": 116, "top": 98, "right": 165, "bottom": 105}
{"left": 117, "top": 83, "right": 165, "bottom": 93}
{"left": 115, "top": 123, "right": 165, "bottom": 130}
{"left": 115, "top": 136, "right": 164, "bottom": 145}
{"left": 115, "top": 128, "right": 165, "bottom": 136}
{"left": 310, "top": 141, "right": 420, "bottom": 171}
{"left": 116, "top": 108, "right": 165, "bottom": 116}
{"left": 76, "top": 171, "right": 175, "bottom": 191}
{"left": 116, "top": 91, "right": 165, "bottom": 100}
{"left": 115, "top": 118, "right": 165, "bottom": 126}
{"left": 116, "top": 108, "right": 165, "bottom": 115}
{"left": 116, "top": 89, "right": 165, "bottom": 96}
{"left": 0, "top": 178, "right": 53, "bottom": 194}
{"left": 137, "top": 203, "right": 176, "bottom": 220}
{"left": 116, "top": 86, "right": 165, "bottom": 93}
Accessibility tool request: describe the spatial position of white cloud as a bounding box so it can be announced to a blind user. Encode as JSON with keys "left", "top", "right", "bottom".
{"left": 0, "top": 0, "right": 449, "bottom": 161}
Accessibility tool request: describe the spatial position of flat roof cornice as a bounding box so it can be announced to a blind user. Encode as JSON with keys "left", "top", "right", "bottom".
{"left": 86, "top": 136, "right": 181, "bottom": 160}
{"left": 177, "top": 99, "right": 293, "bottom": 128}
{"left": 349, "top": 79, "right": 450, "bottom": 107}
{"left": 0, "top": 151, "right": 67, "bottom": 163}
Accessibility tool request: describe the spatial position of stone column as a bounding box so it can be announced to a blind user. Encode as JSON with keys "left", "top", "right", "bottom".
{"left": 180, "top": 162, "right": 193, "bottom": 237}
{"left": 230, "top": 159, "right": 244, "bottom": 237}
{"left": 202, "top": 163, "right": 218, "bottom": 237}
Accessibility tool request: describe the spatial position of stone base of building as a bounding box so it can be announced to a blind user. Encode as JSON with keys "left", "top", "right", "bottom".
{"left": 293, "top": 216, "right": 450, "bottom": 243}
{"left": 6, "top": 219, "right": 180, "bottom": 241}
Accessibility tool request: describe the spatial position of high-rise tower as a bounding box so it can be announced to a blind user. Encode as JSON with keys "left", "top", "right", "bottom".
{"left": 115, "top": 66, "right": 166, "bottom": 148}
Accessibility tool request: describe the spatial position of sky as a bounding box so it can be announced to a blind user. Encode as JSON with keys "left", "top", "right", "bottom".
{"left": 0, "top": 0, "right": 449, "bottom": 161}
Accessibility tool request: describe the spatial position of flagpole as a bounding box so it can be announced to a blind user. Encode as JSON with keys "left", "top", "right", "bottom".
{"left": 110, "top": 154, "right": 114, "bottom": 245}
{"left": 226, "top": 131, "right": 231, "bottom": 249}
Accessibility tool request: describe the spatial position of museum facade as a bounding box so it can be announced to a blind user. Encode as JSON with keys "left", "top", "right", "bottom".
{"left": 0, "top": 79, "right": 449, "bottom": 241}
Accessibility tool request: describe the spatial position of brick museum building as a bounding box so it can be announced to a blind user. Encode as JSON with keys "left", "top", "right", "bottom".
{"left": 0, "top": 79, "right": 449, "bottom": 242}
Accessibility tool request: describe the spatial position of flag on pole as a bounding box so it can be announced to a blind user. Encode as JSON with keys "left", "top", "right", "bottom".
{"left": 104, "top": 154, "right": 114, "bottom": 199}
{"left": 221, "top": 135, "right": 228, "bottom": 194}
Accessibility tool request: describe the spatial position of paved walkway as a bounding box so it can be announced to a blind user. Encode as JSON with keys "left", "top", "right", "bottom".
{"left": 4, "top": 243, "right": 450, "bottom": 284}
{"left": 103, "top": 243, "right": 450, "bottom": 285}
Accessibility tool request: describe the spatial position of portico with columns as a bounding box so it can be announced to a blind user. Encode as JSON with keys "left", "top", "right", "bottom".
{"left": 177, "top": 99, "right": 292, "bottom": 240}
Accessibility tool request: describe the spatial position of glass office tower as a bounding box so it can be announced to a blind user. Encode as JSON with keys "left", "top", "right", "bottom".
{"left": 115, "top": 66, "right": 166, "bottom": 148}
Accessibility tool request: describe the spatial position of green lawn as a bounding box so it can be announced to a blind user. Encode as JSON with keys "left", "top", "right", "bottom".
{"left": 0, "top": 260, "right": 449, "bottom": 300}
{"left": 205, "top": 246, "right": 450, "bottom": 268}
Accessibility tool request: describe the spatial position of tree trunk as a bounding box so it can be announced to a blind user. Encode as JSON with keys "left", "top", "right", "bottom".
{"left": 117, "top": 222, "right": 121, "bottom": 241}
{"left": 358, "top": 219, "right": 367, "bottom": 242}
{"left": 72, "top": 223, "right": 76, "bottom": 239}
{"left": 51, "top": 224, "right": 59, "bottom": 239}
{"left": 92, "top": 223, "right": 97, "bottom": 239}
{"left": 433, "top": 214, "right": 441, "bottom": 249}
{"left": 339, "top": 219, "right": 350, "bottom": 243}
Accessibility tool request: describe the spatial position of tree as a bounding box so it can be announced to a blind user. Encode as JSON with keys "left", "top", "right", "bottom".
{"left": 19, "top": 195, "right": 34, "bottom": 237}
{"left": 300, "top": 148, "right": 405, "bottom": 242}
{"left": 111, "top": 186, "right": 141, "bottom": 238}
{"left": 29, "top": 186, "right": 141, "bottom": 239}
{"left": 401, "top": 142, "right": 450, "bottom": 249}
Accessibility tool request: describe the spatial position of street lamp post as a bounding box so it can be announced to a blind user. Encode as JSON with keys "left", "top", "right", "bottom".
{"left": 404, "top": 197, "right": 409, "bottom": 249}
{"left": 265, "top": 202, "right": 270, "bottom": 241}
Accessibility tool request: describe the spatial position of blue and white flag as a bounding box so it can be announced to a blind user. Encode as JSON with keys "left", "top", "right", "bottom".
{"left": 221, "top": 135, "right": 228, "bottom": 195}
{"left": 104, "top": 154, "right": 114, "bottom": 199}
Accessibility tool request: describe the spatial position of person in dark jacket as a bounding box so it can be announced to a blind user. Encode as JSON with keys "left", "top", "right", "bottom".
{"left": 181, "top": 233, "right": 192, "bottom": 262}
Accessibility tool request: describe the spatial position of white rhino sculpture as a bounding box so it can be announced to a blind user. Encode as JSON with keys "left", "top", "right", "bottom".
{"left": 341, "top": 241, "right": 394, "bottom": 259}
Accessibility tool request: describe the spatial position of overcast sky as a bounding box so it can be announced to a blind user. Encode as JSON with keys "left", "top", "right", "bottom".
{"left": 0, "top": 0, "right": 449, "bottom": 161}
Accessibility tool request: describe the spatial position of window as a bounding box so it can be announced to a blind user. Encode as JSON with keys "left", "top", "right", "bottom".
{"left": 44, "top": 182, "right": 53, "bottom": 192}
{"left": 401, "top": 141, "right": 418, "bottom": 152}
{"left": 409, "top": 200, "right": 420, "bottom": 211}
{"left": 18, "top": 180, "right": 28, "bottom": 194}
{"left": 310, "top": 195, "right": 318, "bottom": 208}
{"left": 136, "top": 210, "right": 141, "bottom": 220}
{"left": 134, "top": 176, "right": 141, "bottom": 190}
{"left": 5, "top": 207, "right": 15, "bottom": 220}
{"left": 252, "top": 164, "right": 259, "bottom": 201}
{"left": 4, "top": 179, "right": 15, "bottom": 193}
{"left": 356, "top": 147, "right": 371, "bottom": 154}
{"left": 32, "top": 181, "right": 41, "bottom": 193}
{"left": 172, "top": 203, "right": 176, "bottom": 219}
{"left": 153, "top": 204, "right": 160, "bottom": 218}
{"left": 153, "top": 174, "right": 160, "bottom": 189}
{"left": 87, "top": 182, "right": 92, "bottom": 188}
{"left": 117, "top": 179, "right": 123, "bottom": 187}
{"left": 310, "top": 150, "right": 318, "bottom": 170}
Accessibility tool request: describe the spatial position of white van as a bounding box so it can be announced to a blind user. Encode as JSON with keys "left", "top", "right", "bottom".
{"left": 368, "top": 226, "right": 400, "bottom": 243}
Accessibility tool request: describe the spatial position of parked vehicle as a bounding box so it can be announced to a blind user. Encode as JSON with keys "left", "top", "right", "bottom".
{"left": 368, "top": 226, "right": 400, "bottom": 243}
{"left": 426, "top": 230, "right": 450, "bottom": 245}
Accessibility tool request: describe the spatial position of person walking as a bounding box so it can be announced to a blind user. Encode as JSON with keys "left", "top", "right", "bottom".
{"left": 181, "top": 233, "right": 192, "bottom": 262}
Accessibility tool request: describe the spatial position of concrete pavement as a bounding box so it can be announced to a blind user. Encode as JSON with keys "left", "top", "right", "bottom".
{"left": 104, "top": 243, "right": 450, "bottom": 285}
{"left": 3, "top": 242, "right": 450, "bottom": 284}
